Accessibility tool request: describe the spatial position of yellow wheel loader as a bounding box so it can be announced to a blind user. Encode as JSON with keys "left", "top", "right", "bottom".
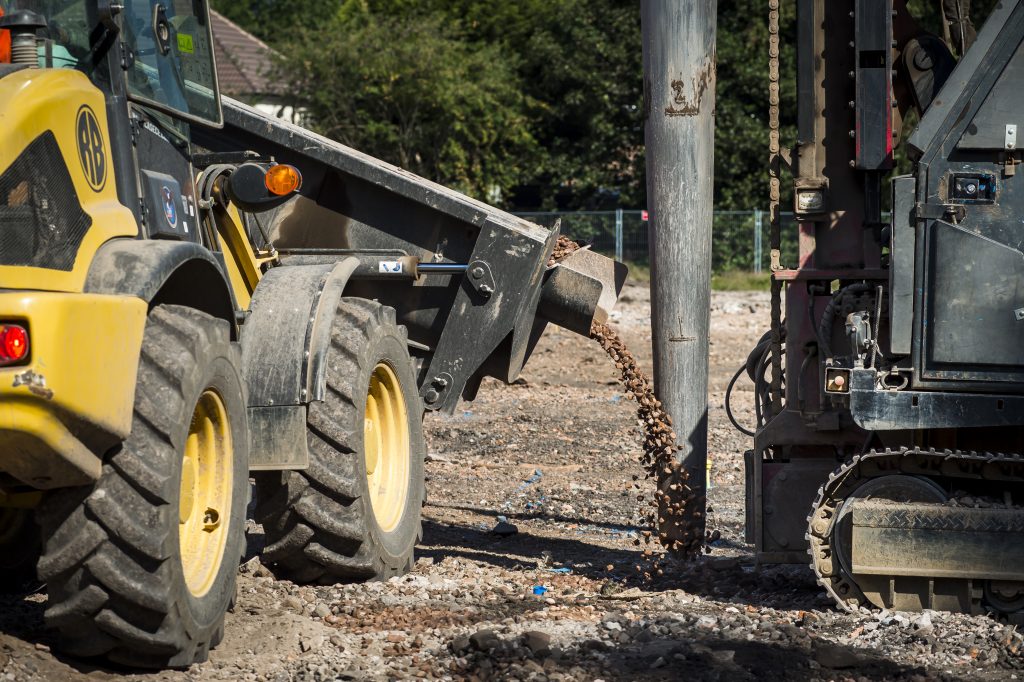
{"left": 0, "top": 0, "right": 624, "bottom": 668}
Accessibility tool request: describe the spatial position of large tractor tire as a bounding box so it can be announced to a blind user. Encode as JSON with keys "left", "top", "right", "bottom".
{"left": 0, "top": 508, "right": 41, "bottom": 594}
{"left": 256, "top": 297, "right": 425, "bottom": 584}
{"left": 36, "top": 305, "right": 249, "bottom": 668}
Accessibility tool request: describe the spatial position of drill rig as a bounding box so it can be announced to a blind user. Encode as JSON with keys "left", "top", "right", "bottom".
{"left": 746, "top": 0, "right": 1024, "bottom": 616}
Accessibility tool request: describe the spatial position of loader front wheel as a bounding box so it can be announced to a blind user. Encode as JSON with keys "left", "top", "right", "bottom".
{"left": 37, "top": 305, "right": 249, "bottom": 668}
{"left": 256, "top": 297, "right": 425, "bottom": 583}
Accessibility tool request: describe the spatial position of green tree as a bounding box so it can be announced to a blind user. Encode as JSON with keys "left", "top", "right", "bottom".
{"left": 434, "top": 0, "right": 646, "bottom": 211}
{"left": 210, "top": 0, "right": 342, "bottom": 43}
{"left": 279, "top": 11, "right": 536, "bottom": 202}
{"left": 714, "top": 0, "right": 796, "bottom": 213}
{"left": 317, "top": 0, "right": 645, "bottom": 211}
{"left": 217, "top": 1, "right": 1004, "bottom": 218}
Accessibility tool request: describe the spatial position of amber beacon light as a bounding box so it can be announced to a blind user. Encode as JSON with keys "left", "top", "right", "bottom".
{"left": 264, "top": 164, "right": 303, "bottom": 196}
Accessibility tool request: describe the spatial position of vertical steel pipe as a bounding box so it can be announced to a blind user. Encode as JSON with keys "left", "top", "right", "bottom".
{"left": 641, "top": 0, "right": 716, "bottom": 551}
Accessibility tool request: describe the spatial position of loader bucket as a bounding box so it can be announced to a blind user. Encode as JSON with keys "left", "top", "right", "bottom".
{"left": 538, "top": 248, "right": 629, "bottom": 336}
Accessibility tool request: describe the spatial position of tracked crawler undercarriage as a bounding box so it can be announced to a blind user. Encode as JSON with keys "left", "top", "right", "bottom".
{"left": 808, "top": 448, "right": 1024, "bottom": 618}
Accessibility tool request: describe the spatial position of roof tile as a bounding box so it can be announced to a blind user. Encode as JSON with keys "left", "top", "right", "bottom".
{"left": 210, "top": 10, "right": 283, "bottom": 98}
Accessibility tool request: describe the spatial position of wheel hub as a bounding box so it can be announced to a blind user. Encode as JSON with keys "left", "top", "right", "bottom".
{"left": 985, "top": 580, "right": 1024, "bottom": 612}
{"left": 178, "top": 390, "right": 233, "bottom": 598}
{"left": 364, "top": 362, "right": 410, "bottom": 533}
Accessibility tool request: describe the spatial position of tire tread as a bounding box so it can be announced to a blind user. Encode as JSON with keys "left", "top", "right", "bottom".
{"left": 256, "top": 297, "right": 425, "bottom": 583}
{"left": 37, "top": 305, "right": 246, "bottom": 668}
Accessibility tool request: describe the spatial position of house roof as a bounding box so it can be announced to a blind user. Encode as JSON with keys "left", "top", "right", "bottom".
{"left": 210, "top": 10, "right": 283, "bottom": 98}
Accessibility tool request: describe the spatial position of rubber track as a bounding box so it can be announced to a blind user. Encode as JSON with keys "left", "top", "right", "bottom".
{"left": 36, "top": 306, "right": 238, "bottom": 667}
{"left": 257, "top": 298, "right": 421, "bottom": 583}
{"left": 806, "top": 446, "right": 1024, "bottom": 613}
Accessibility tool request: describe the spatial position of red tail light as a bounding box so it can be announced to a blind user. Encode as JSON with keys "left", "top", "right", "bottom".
{"left": 0, "top": 324, "right": 29, "bottom": 366}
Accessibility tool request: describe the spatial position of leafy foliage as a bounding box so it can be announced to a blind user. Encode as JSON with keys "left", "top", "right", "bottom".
{"left": 216, "top": 0, "right": 643, "bottom": 211}
{"left": 715, "top": 0, "right": 795, "bottom": 213}
{"left": 279, "top": 11, "right": 535, "bottom": 201}
{"left": 209, "top": 0, "right": 340, "bottom": 42}
{"left": 433, "top": 0, "right": 645, "bottom": 211}
{"left": 213, "top": 0, "right": 1001, "bottom": 248}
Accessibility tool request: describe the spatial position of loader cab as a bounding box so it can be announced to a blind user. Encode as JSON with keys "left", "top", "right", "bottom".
{"left": 0, "top": 0, "right": 221, "bottom": 120}
{"left": 118, "top": 0, "right": 222, "bottom": 127}
{"left": 0, "top": 0, "right": 222, "bottom": 240}
{"left": 114, "top": 0, "right": 222, "bottom": 242}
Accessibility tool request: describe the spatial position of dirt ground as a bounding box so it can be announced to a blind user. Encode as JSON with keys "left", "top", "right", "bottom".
{"left": 3, "top": 282, "right": 1024, "bottom": 681}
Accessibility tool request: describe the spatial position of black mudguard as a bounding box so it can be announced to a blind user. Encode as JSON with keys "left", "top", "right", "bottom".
{"left": 84, "top": 239, "right": 237, "bottom": 334}
{"left": 240, "top": 259, "right": 359, "bottom": 470}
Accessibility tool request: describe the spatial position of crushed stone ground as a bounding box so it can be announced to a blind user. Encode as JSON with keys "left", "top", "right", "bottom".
{"left": 2, "top": 284, "right": 1023, "bottom": 681}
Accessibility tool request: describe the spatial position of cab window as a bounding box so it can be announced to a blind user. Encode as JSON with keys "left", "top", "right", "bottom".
{"left": 0, "top": 1, "right": 98, "bottom": 70}
{"left": 122, "top": 0, "right": 220, "bottom": 125}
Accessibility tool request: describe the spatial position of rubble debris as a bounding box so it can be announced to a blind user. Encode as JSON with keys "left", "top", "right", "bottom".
{"left": 521, "top": 630, "right": 552, "bottom": 658}
{"left": 548, "top": 235, "right": 585, "bottom": 267}
{"left": 5, "top": 280, "right": 1021, "bottom": 680}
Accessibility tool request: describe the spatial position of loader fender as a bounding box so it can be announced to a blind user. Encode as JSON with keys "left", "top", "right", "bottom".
{"left": 240, "top": 259, "right": 359, "bottom": 470}
{"left": 84, "top": 239, "right": 236, "bottom": 333}
{"left": 0, "top": 292, "right": 147, "bottom": 488}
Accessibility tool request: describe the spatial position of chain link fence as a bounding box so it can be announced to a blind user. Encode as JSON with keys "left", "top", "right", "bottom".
{"left": 515, "top": 210, "right": 802, "bottom": 273}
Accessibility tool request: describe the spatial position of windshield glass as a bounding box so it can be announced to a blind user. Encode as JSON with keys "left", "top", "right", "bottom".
{"left": 122, "top": 0, "right": 220, "bottom": 124}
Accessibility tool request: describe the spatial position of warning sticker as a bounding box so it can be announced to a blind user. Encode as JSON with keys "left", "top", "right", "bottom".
{"left": 379, "top": 260, "right": 403, "bottom": 274}
{"left": 177, "top": 33, "right": 194, "bottom": 54}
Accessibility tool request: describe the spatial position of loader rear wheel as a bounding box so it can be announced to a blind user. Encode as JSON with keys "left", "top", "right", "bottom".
{"left": 37, "top": 305, "right": 249, "bottom": 668}
{"left": 256, "top": 297, "right": 425, "bottom": 583}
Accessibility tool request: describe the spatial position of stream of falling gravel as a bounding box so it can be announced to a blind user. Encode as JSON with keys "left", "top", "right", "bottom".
{"left": 550, "top": 236, "right": 718, "bottom": 576}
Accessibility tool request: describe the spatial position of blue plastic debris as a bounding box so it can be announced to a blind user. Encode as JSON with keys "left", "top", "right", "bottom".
{"left": 532, "top": 585, "right": 548, "bottom": 596}
{"left": 547, "top": 567, "right": 572, "bottom": 574}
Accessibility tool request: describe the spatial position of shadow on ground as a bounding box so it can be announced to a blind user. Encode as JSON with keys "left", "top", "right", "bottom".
{"left": 419, "top": 516, "right": 827, "bottom": 611}
{"left": 450, "top": 621, "right": 947, "bottom": 682}
{"left": 0, "top": 590, "right": 135, "bottom": 677}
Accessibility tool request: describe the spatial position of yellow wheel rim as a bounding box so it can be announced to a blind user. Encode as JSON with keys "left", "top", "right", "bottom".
{"left": 179, "top": 390, "right": 233, "bottom": 598}
{"left": 364, "top": 362, "right": 410, "bottom": 533}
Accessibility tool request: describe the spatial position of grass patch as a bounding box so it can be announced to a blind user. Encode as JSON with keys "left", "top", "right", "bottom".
{"left": 712, "top": 270, "right": 771, "bottom": 291}
{"left": 619, "top": 263, "right": 770, "bottom": 291}
{"left": 622, "top": 261, "right": 650, "bottom": 283}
